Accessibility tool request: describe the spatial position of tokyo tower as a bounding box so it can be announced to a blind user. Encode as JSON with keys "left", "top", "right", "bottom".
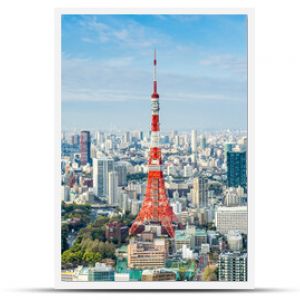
{"left": 129, "top": 50, "right": 177, "bottom": 238}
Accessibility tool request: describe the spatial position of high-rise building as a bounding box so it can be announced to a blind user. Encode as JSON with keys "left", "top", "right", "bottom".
{"left": 191, "top": 129, "right": 197, "bottom": 153}
{"left": 93, "top": 157, "right": 114, "bottom": 198}
{"left": 80, "top": 131, "right": 91, "bottom": 165}
{"left": 227, "top": 149, "right": 247, "bottom": 189}
{"left": 71, "top": 134, "right": 80, "bottom": 146}
{"left": 115, "top": 164, "right": 128, "bottom": 186}
{"left": 119, "top": 191, "right": 129, "bottom": 213}
{"left": 192, "top": 176, "right": 208, "bottom": 208}
{"left": 200, "top": 135, "right": 207, "bottom": 149}
{"left": 96, "top": 131, "right": 104, "bottom": 146}
{"left": 124, "top": 131, "right": 131, "bottom": 143}
{"left": 108, "top": 171, "right": 118, "bottom": 205}
{"left": 215, "top": 206, "right": 248, "bottom": 234}
{"left": 224, "top": 143, "right": 234, "bottom": 161}
{"left": 218, "top": 252, "right": 247, "bottom": 281}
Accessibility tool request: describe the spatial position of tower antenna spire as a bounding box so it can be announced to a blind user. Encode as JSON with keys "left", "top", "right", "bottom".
{"left": 152, "top": 49, "right": 158, "bottom": 98}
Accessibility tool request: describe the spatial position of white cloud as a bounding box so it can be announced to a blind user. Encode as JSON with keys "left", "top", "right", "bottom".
{"left": 62, "top": 56, "right": 246, "bottom": 104}
{"left": 199, "top": 54, "right": 247, "bottom": 76}
{"left": 78, "top": 16, "right": 171, "bottom": 49}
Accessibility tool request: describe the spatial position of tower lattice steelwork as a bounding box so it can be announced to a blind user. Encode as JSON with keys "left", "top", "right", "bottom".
{"left": 129, "top": 50, "right": 177, "bottom": 238}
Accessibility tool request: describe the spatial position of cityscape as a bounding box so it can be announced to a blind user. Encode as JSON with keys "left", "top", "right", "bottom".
{"left": 60, "top": 14, "right": 248, "bottom": 283}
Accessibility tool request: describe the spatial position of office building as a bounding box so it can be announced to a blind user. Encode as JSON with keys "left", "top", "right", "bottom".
{"left": 183, "top": 164, "right": 193, "bottom": 177}
{"left": 227, "top": 150, "right": 247, "bottom": 189}
{"left": 93, "top": 157, "right": 114, "bottom": 198}
{"left": 218, "top": 252, "right": 247, "bottom": 281}
{"left": 200, "top": 135, "right": 207, "bottom": 149}
{"left": 192, "top": 176, "right": 208, "bottom": 208}
{"left": 226, "top": 231, "right": 244, "bottom": 251}
{"left": 80, "top": 131, "right": 91, "bottom": 165}
{"left": 128, "top": 232, "right": 168, "bottom": 269}
{"left": 224, "top": 187, "right": 242, "bottom": 206}
{"left": 215, "top": 206, "right": 247, "bottom": 234}
{"left": 88, "top": 263, "right": 114, "bottom": 281}
{"left": 141, "top": 269, "right": 176, "bottom": 281}
{"left": 108, "top": 171, "right": 118, "bottom": 205}
{"left": 224, "top": 143, "right": 234, "bottom": 160}
{"left": 191, "top": 129, "right": 197, "bottom": 153}
{"left": 116, "top": 164, "right": 128, "bottom": 186}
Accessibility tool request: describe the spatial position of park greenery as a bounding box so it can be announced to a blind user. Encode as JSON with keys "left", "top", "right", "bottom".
{"left": 61, "top": 215, "right": 116, "bottom": 269}
{"left": 61, "top": 203, "right": 136, "bottom": 269}
{"left": 61, "top": 203, "right": 93, "bottom": 253}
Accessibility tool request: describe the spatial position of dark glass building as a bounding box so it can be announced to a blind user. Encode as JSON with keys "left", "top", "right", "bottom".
{"left": 227, "top": 150, "right": 247, "bottom": 189}
{"left": 80, "top": 130, "right": 91, "bottom": 165}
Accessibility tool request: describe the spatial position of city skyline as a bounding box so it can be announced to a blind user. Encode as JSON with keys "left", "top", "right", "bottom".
{"left": 62, "top": 14, "right": 247, "bottom": 130}
{"left": 60, "top": 15, "right": 248, "bottom": 283}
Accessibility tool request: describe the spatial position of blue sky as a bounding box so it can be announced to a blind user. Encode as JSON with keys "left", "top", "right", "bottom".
{"left": 61, "top": 14, "right": 247, "bottom": 131}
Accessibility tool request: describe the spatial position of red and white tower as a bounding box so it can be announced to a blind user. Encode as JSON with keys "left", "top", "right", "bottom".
{"left": 129, "top": 50, "right": 177, "bottom": 238}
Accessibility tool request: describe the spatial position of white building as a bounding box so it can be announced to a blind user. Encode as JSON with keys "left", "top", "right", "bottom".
{"left": 61, "top": 185, "right": 70, "bottom": 202}
{"left": 115, "top": 273, "right": 130, "bottom": 282}
{"left": 93, "top": 157, "right": 114, "bottom": 198}
{"left": 224, "top": 187, "right": 241, "bottom": 206}
{"left": 131, "top": 198, "right": 140, "bottom": 216}
{"left": 120, "top": 192, "right": 129, "bottom": 213}
{"left": 200, "top": 243, "right": 210, "bottom": 254}
{"left": 227, "top": 230, "right": 244, "bottom": 251}
{"left": 191, "top": 129, "right": 197, "bottom": 153}
{"left": 171, "top": 201, "right": 182, "bottom": 214}
{"left": 183, "top": 164, "right": 193, "bottom": 177}
{"left": 108, "top": 171, "right": 118, "bottom": 205}
{"left": 182, "top": 244, "right": 194, "bottom": 260}
{"left": 215, "top": 206, "right": 248, "bottom": 234}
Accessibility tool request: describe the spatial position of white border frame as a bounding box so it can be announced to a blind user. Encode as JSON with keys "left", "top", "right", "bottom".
{"left": 55, "top": 7, "right": 254, "bottom": 290}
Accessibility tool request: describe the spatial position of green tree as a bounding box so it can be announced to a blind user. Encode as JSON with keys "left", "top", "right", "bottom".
{"left": 178, "top": 265, "right": 187, "bottom": 281}
{"left": 61, "top": 223, "right": 69, "bottom": 253}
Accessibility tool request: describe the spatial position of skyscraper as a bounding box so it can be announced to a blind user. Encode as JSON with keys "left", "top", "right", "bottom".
{"left": 200, "top": 135, "right": 207, "bottom": 149}
{"left": 192, "top": 176, "right": 208, "bottom": 208}
{"left": 93, "top": 157, "right": 114, "bottom": 198}
{"left": 115, "top": 164, "right": 128, "bottom": 186}
{"left": 227, "top": 149, "right": 247, "bottom": 189}
{"left": 191, "top": 129, "right": 197, "bottom": 153}
{"left": 96, "top": 131, "right": 104, "bottom": 146}
{"left": 108, "top": 171, "right": 118, "bottom": 205}
{"left": 80, "top": 130, "right": 91, "bottom": 165}
{"left": 224, "top": 143, "right": 234, "bottom": 161}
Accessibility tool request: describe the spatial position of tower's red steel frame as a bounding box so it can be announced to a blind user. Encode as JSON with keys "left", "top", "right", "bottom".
{"left": 129, "top": 50, "right": 177, "bottom": 238}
